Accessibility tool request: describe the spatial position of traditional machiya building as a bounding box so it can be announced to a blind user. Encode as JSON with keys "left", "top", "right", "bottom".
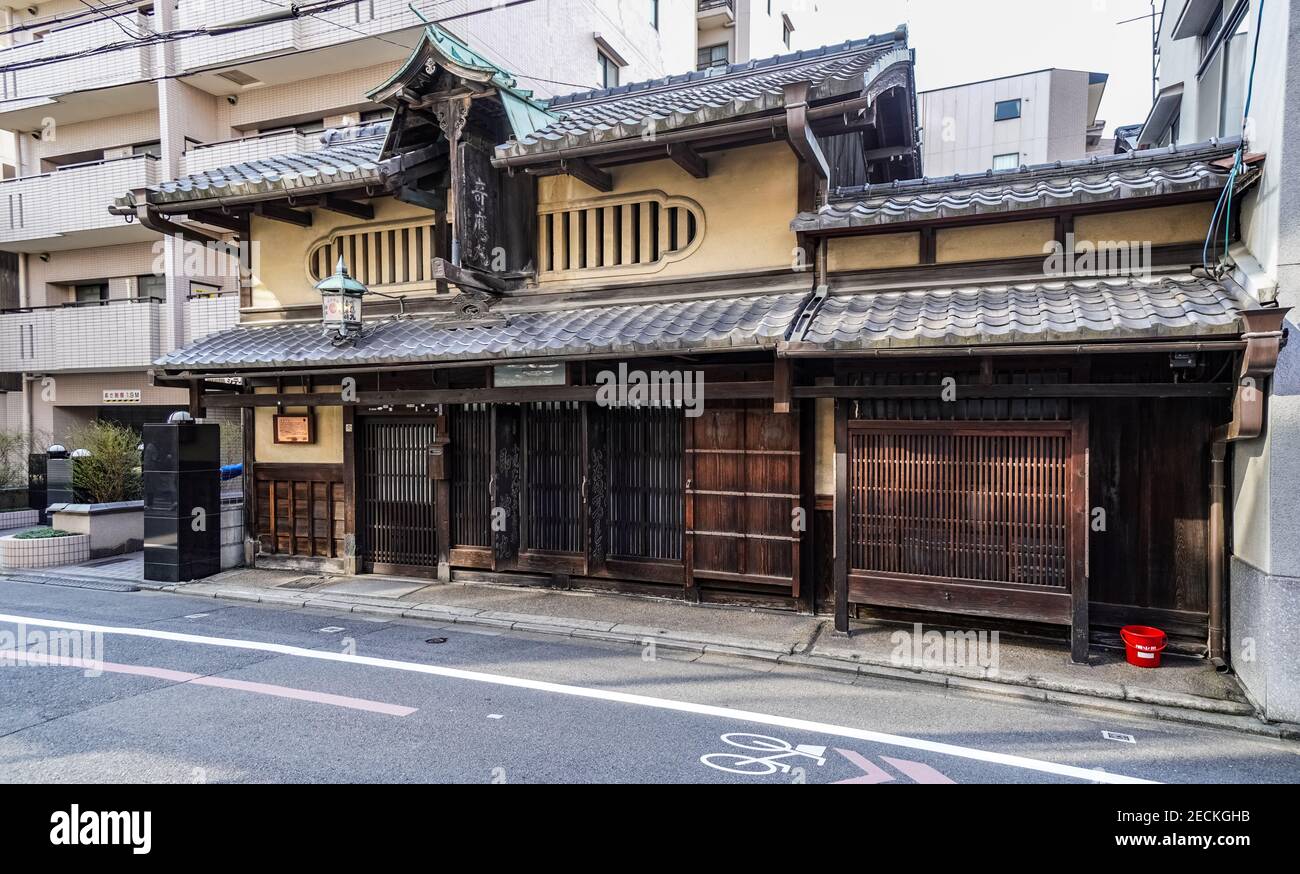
{"left": 112, "top": 24, "right": 1287, "bottom": 665}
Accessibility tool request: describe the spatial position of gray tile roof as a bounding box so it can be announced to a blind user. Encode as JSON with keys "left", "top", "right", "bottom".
{"left": 158, "top": 274, "right": 1251, "bottom": 374}
{"left": 155, "top": 292, "right": 808, "bottom": 373}
{"left": 791, "top": 138, "right": 1240, "bottom": 232}
{"left": 788, "top": 274, "right": 1250, "bottom": 351}
{"left": 141, "top": 123, "right": 389, "bottom": 207}
{"left": 496, "top": 31, "right": 910, "bottom": 161}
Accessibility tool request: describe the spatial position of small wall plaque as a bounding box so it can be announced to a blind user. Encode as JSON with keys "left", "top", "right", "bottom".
{"left": 273, "top": 413, "right": 315, "bottom": 444}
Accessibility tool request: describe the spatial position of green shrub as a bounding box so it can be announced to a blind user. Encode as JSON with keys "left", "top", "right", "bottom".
{"left": 65, "top": 421, "right": 143, "bottom": 504}
{"left": 0, "top": 428, "right": 24, "bottom": 490}
{"left": 13, "top": 527, "right": 74, "bottom": 539}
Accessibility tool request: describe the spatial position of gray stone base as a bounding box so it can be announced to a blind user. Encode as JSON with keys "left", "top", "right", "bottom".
{"left": 1231, "top": 556, "right": 1300, "bottom": 723}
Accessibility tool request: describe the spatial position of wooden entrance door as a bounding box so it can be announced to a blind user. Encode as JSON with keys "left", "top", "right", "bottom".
{"left": 357, "top": 416, "right": 438, "bottom": 575}
{"left": 511, "top": 402, "right": 587, "bottom": 575}
{"left": 687, "top": 400, "right": 801, "bottom": 594}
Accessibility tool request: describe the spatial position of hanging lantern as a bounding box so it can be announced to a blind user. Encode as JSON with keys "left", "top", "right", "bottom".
{"left": 316, "top": 255, "right": 368, "bottom": 340}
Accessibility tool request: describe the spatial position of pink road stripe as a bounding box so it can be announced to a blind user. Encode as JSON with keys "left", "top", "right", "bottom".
{"left": 1, "top": 649, "right": 415, "bottom": 717}
{"left": 191, "top": 676, "right": 417, "bottom": 716}
{"left": 881, "top": 755, "right": 957, "bottom": 784}
{"left": 833, "top": 748, "right": 895, "bottom": 784}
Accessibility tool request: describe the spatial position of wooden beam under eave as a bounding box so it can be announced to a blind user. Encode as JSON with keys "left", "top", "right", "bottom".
{"left": 773, "top": 356, "right": 792, "bottom": 414}
{"left": 187, "top": 209, "right": 249, "bottom": 234}
{"left": 254, "top": 202, "right": 312, "bottom": 227}
{"left": 320, "top": 195, "right": 374, "bottom": 220}
{"left": 668, "top": 144, "right": 708, "bottom": 178}
{"left": 560, "top": 158, "right": 613, "bottom": 193}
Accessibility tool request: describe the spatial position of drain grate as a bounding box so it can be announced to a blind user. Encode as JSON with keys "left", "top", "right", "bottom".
{"left": 4, "top": 575, "right": 139, "bottom": 593}
{"left": 82, "top": 556, "right": 132, "bottom": 568}
{"left": 276, "top": 575, "right": 326, "bottom": 590}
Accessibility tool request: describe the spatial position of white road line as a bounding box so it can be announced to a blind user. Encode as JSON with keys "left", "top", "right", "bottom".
{"left": 0, "top": 611, "right": 1156, "bottom": 784}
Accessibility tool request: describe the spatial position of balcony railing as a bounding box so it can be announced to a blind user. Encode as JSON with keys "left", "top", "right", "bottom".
{"left": 0, "top": 14, "right": 154, "bottom": 105}
{"left": 0, "top": 154, "right": 159, "bottom": 245}
{"left": 182, "top": 129, "right": 318, "bottom": 176}
{"left": 698, "top": 0, "right": 737, "bottom": 16}
{"left": 0, "top": 297, "right": 165, "bottom": 373}
{"left": 178, "top": 0, "right": 421, "bottom": 72}
{"left": 185, "top": 292, "right": 241, "bottom": 344}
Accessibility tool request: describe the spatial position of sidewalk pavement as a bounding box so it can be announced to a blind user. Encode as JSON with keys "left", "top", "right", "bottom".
{"left": 5, "top": 560, "right": 1291, "bottom": 739}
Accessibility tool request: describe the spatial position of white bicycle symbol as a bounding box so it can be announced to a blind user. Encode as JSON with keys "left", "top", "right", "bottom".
{"left": 700, "top": 733, "right": 828, "bottom": 776}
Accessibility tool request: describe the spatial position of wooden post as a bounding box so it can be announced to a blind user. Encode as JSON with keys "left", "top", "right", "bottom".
{"left": 797, "top": 395, "right": 816, "bottom": 612}
{"left": 1069, "top": 404, "right": 1091, "bottom": 664}
{"left": 435, "top": 406, "right": 452, "bottom": 582}
{"left": 833, "top": 399, "right": 849, "bottom": 633}
{"left": 342, "top": 405, "right": 358, "bottom": 575}
{"left": 773, "top": 356, "right": 792, "bottom": 414}
{"left": 683, "top": 411, "right": 698, "bottom": 602}
{"left": 241, "top": 404, "right": 256, "bottom": 567}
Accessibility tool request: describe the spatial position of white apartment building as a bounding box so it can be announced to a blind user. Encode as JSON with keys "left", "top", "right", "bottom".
{"left": 695, "top": 0, "right": 805, "bottom": 71}
{"left": 919, "top": 68, "right": 1110, "bottom": 177}
{"left": 0, "top": 0, "right": 695, "bottom": 447}
{"left": 1139, "top": 0, "right": 1298, "bottom": 722}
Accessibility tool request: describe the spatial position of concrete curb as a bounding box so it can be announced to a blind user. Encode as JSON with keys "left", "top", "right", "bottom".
{"left": 6, "top": 568, "right": 1293, "bottom": 741}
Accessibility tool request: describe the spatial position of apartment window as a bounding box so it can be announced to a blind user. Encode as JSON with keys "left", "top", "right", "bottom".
{"left": 74, "top": 284, "right": 108, "bottom": 305}
{"left": 598, "top": 51, "right": 620, "bottom": 88}
{"left": 650, "top": 0, "right": 658, "bottom": 29}
{"left": 697, "top": 43, "right": 729, "bottom": 71}
{"left": 994, "top": 98, "right": 1022, "bottom": 121}
{"left": 993, "top": 153, "right": 1020, "bottom": 171}
{"left": 360, "top": 108, "right": 394, "bottom": 123}
{"left": 1200, "top": 2, "right": 1224, "bottom": 60}
{"left": 1217, "top": 6, "right": 1250, "bottom": 136}
{"left": 132, "top": 141, "right": 162, "bottom": 158}
{"left": 137, "top": 274, "right": 166, "bottom": 302}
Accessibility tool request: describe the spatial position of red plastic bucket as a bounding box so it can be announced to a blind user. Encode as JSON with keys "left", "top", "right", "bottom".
{"left": 1120, "top": 625, "right": 1167, "bottom": 668}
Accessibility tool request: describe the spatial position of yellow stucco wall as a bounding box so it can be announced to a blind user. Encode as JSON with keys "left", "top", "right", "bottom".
{"left": 936, "top": 218, "right": 1056, "bottom": 264}
{"left": 1074, "top": 202, "right": 1216, "bottom": 247}
{"left": 253, "top": 385, "right": 343, "bottom": 464}
{"left": 826, "top": 232, "right": 921, "bottom": 272}
{"left": 537, "top": 141, "right": 800, "bottom": 283}
{"left": 249, "top": 198, "right": 436, "bottom": 312}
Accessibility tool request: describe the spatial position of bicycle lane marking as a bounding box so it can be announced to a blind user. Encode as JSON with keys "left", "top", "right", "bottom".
{"left": 0, "top": 611, "right": 1157, "bottom": 784}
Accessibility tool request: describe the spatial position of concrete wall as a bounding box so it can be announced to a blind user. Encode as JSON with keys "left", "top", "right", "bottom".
{"left": 921, "top": 69, "right": 1095, "bottom": 177}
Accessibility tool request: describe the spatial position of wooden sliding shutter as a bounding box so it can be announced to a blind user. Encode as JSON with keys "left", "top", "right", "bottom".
{"left": 688, "top": 400, "right": 801, "bottom": 592}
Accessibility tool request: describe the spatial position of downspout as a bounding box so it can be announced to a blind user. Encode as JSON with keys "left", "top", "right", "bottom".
{"left": 1207, "top": 306, "right": 1290, "bottom": 664}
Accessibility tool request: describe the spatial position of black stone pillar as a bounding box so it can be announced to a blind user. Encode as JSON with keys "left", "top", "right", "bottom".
{"left": 143, "top": 422, "right": 220, "bottom": 583}
{"left": 45, "top": 446, "right": 73, "bottom": 510}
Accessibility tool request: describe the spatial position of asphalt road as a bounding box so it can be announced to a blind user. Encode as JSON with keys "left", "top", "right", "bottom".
{"left": 1, "top": 576, "right": 1298, "bottom": 784}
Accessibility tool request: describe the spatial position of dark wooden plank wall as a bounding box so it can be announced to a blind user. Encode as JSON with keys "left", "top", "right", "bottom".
{"left": 1089, "top": 396, "right": 1217, "bottom": 618}
{"left": 253, "top": 463, "right": 345, "bottom": 558}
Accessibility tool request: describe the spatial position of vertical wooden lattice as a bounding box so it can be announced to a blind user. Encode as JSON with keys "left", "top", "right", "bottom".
{"left": 450, "top": 404, "right": 492, "bottom": 548}
{"left": 606, "top": 406, "right": 684, "bottom": 561}
{"left": 523, "top": 402, "right": 584, "bottom": 554}
{"left": 848, "top": 428, "right": 1070, "bottom": 588}
{"left": 359, "top": 419, "right": 437, "bottom": 569}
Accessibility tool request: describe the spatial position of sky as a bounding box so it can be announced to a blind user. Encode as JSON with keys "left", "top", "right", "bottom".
{"left": 794, "top": 0, "right": 1160, "bottom": 132}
